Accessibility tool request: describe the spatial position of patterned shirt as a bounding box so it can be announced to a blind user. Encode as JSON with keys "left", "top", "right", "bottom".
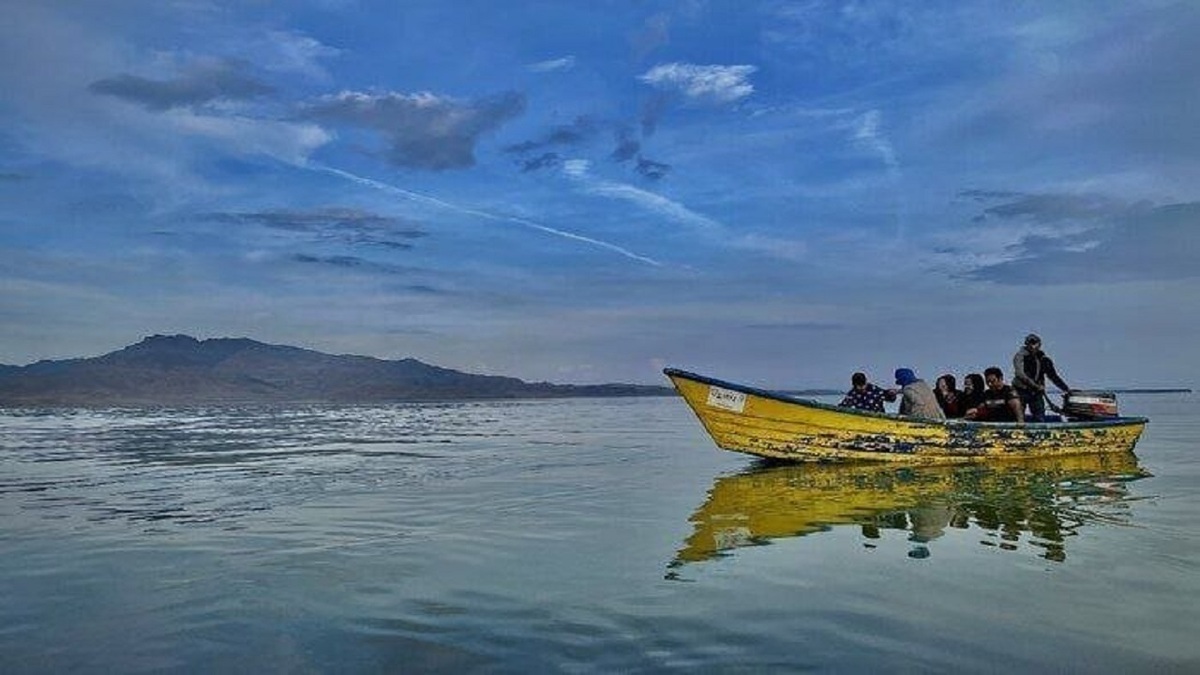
{"left": 839, "top": 383, "right": 888, "bottom": 412}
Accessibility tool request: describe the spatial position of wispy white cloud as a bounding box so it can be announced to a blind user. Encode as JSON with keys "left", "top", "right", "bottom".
{"left": 526, "top": 55, "right": 576, "bottom": 73}
{"left": 852, "top": 109, "right": 897, "bottom": 170}
{"left": 639, "top": 63, "right": 757, "bottom": 103}
{"left": 576, "top": 173, "right": 807, "bottom": 261}
{"left": 311, "top": 164, "right": 663, "bottom": 266}
{"left": 585, "top": 180, "right": 724, "bottom": 236}
{"left": 259, "top": 30, "right": 342, "bottom": 80}
{"left": 562, "top": 159, "right": 591, "bottom": 177}
{"left": 169, "top": 111, "right": 331, "bottom": 165}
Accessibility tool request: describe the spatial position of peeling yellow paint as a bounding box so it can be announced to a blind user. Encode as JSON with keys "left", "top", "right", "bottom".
{"left": 665, "top": 369, "right": 1147, "bottom": 464}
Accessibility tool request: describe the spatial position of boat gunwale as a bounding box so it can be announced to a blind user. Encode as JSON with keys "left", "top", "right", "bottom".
{"left": 663, "top": 367, "right": 1148, "bottom": 430}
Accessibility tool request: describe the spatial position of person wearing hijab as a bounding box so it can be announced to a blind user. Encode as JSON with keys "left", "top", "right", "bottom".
{"left": 894, "top": 368, "right": 946, "bottom": 420}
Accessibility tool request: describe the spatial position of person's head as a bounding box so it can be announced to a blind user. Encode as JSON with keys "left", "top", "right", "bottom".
{"left": 894, "top": 368, "right": 917, "bottom": 386}
{"left": 851, "top": 372, "right": 867, "bottom": 389}
{"left": 964, "top": 373, "right": 984, "bottom": 394}
{"left": 984, "top": 366, "right": 1005, "bottom": 390}
{"left": 936, "top": 374, "right": 956, "bottom": 393}
{"left": 1024, "top": 333, "right": 1043, "bottom": 353}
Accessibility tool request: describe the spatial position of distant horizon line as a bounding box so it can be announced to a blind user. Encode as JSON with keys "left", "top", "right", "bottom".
{"left": 1, "top": 334, "right": 1195, "bottom": 394}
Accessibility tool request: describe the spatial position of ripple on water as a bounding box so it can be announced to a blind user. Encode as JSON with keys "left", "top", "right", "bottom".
{"left": 2, "top": 397, "right": 1197, "bottom": 673}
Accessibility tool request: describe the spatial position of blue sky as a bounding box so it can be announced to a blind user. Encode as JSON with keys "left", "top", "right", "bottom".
{"left": 2, "top": 1, "right": 1198, "bottom": 388}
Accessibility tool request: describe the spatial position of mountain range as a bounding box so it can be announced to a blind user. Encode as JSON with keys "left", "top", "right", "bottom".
{"left": 0, "top": 334, "right": 673, "bottom": 406}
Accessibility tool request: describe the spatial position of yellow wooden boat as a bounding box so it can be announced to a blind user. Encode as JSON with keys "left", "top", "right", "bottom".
{"left": 664, "top": 368, "right": 1147, "bottom": 464}
{"left": 672, "top": 451, "right": 1147, "bottom": 566}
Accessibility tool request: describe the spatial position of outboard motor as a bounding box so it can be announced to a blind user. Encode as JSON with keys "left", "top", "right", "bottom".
{"left": 1063, "top": 390, "right": 1119, "bottom": 420}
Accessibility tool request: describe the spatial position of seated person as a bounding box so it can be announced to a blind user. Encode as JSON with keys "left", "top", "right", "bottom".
{"left": 894, "top": 368, "right": 946, "bottom": 420}
{"left": 964, "top": 367, "right": 1024, "bottom": 422}
{"left": 839, "top": 372, "right": 895, "bottom": 412}
{"left": 960, "top": 373, "right": 985, "bottom": 414}
{"left": 934, "top": 374, "right": 964, "bottom": 418}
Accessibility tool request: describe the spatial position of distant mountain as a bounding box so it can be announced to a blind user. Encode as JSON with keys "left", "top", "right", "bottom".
{"left": 0, "top": 334, "right": 673, "bottom": 406}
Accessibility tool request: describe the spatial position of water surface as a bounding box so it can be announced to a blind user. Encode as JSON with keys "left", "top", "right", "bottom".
{"left": 2, "top": 395, "right": 1198, "bottom": 672}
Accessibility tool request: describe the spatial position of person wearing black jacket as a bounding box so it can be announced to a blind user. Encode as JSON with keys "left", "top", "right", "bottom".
{"left": 1012, "top": 333, "right": 1070, "bottom": 422}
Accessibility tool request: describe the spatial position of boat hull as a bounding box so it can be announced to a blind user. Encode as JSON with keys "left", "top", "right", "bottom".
{"left": 664, "top": 368, "right": 1147, "bottom": 464}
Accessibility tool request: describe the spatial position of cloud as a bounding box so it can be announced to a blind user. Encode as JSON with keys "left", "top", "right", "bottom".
{"left": 304, "top": 90, "right": 526, "bottom": 170}
{"left": 580, "top": 178, "right": 807, "bottom": 260}
{"left": 635, "top": 157, "right": 670, "bottom": 181}
{"left": 561, "top": 159, "right": 591, "bottom": 178}
{"left": 289, "top": 253, "right": 429, "bottom": 279}
{"left": 935, "top": 6, "right": 1200, "bottom": 164}
{"left": 744, "top": 321, "right": 845, "bottom": 332}
{"left": 639, "top": 63, "right": 757, "bottom": 103}
{"left": 518, "top": 152, "right": 562, "bottom": 173}
{"left": 508, "top": 117, "right": 659, "bottom": 179}
{"left": 89, "top": 58, "right": 274, "bottom": 110}
{"left": 312, "top": 163, "right": 662, "bottom": 266}
{"left": 965, "top": 191, "right": 1144, "bottom": 224}
{"left": 761, "top": 2, "right": 924, "bottom": 72}
{"left": 526, "top": 56, "right": 576, "bottom": 73}
{"left": 959, "top": 189, "right": 1023, "bottom": 202}
{"left": 504, "top": 116, "right": 599, "bottom": 155}
{"left": 639, "top": 92, "right": 671, "bottom": 137}
{"left": 167, "top": 112, "right": 332, "bottom": 166}
{"left": 629, "top": 13, "right": 671, "bottom": 62}
{"left": 213, "top": 207, "right": 428, "bottom": 250}
{"left": 259, "top": 30, "right": 341, "bottom": 79}
{"left": 585, "top": 180, "right": 723, "bottom": 235}
{"left": 962, "top": 198, "right": 1200, "bottom": 284}
{"left": 853, "top": 110, "right": 897, "bottom": 170}
{"left": 610, "top": 128, "right": 640, "bottom": 162}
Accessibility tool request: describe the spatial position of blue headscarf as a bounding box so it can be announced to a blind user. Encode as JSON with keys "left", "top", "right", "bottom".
{"left": 894, "top": 368, "right": 917, "bottom": 386}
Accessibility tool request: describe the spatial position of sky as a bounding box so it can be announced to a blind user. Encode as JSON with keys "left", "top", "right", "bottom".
{"left": 1, "top": 0, "right": 1198, "bottom": 389}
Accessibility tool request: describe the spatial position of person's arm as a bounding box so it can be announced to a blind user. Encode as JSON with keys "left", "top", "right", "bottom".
{"left": 1009, "top": 393, "right": 1024, "bottom": 423}
{"left": 838, "top": 391, "right": 854, "bottom": 407}
{"left": 1043, "top": 356, "right": 1070, "bottom": 392}
{"left": 1013, "top": 350, "right": 1037, "bottom": 389}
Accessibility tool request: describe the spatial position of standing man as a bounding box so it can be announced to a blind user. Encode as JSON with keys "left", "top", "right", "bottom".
{"left": 1012, "top": 333, "right": 1071, "bottom": 422}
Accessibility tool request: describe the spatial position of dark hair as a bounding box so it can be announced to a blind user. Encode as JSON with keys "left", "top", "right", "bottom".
{"left": 937, "top": 373, "right": 957, "bottom": 390}
{"left": 851, "top": 372, "right": 867, "bottom": 387}
{"left": 984, "top": 366, "right": 1003, "bottom": 379}
{"left": 965, "top": 373, "right": 985, "bottom": 392}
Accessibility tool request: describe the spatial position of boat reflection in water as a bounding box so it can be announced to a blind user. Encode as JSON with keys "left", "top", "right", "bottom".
{"left": 670, "top": 452, "right": 1150, "bottom": 572}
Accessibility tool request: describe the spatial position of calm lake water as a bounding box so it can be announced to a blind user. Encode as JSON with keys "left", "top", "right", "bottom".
{"left": 2, "top": 394, "right": 1198, "bottom": 673}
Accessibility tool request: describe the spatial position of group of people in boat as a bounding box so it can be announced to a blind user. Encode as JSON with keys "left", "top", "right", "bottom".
{"left": 838, "top": 333, "right": 1071, "bottom": 423}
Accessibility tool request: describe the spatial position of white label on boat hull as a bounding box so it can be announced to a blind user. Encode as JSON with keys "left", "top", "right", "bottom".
{"left": 706, "top": 386, "right": 746, "bottom": 412}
